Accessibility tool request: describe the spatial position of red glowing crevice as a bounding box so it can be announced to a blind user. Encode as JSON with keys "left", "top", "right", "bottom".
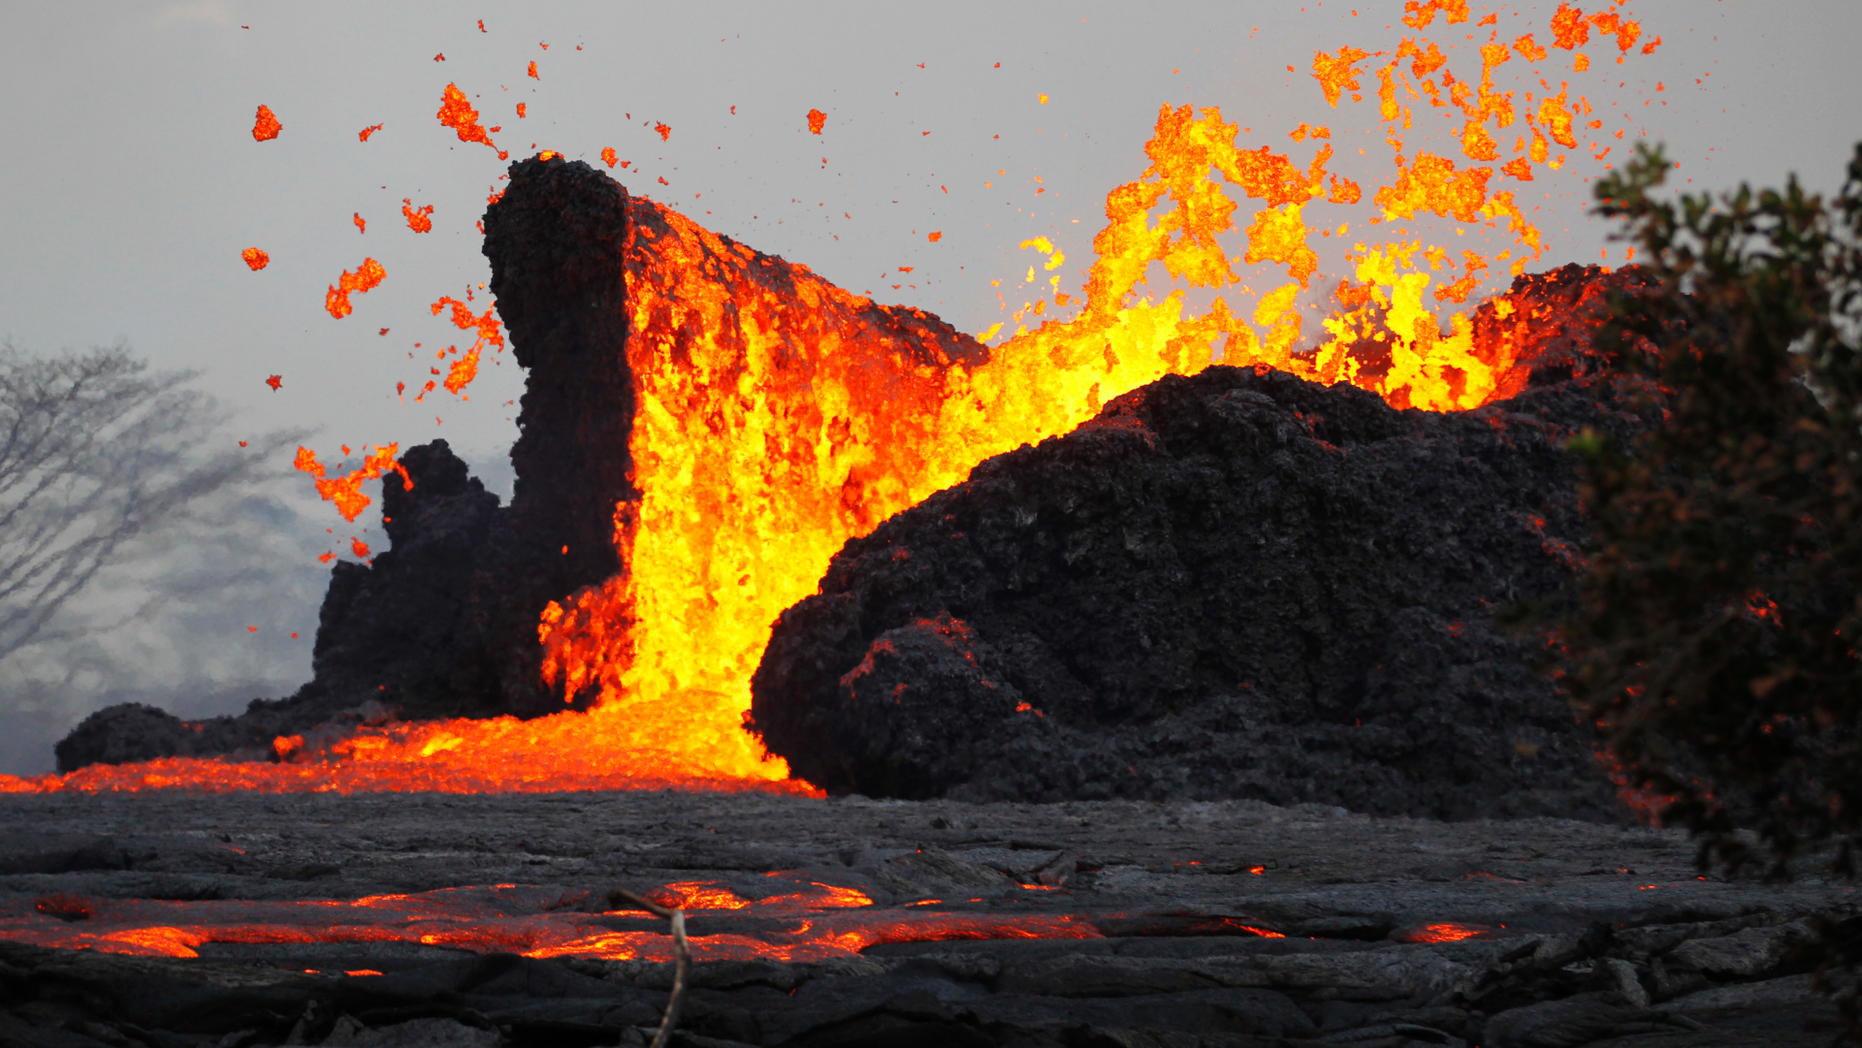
{"left": 3, "top": 881, "right": 1138, "bottom": 963}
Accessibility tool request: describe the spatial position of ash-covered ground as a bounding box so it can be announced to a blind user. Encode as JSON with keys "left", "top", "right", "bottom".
{"left": 1, "top": 789, "right": 1856, "bottom": 1047}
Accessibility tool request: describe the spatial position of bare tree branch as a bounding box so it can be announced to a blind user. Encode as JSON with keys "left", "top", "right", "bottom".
{"left": 0, "top": 339, "right": 306, "bottom": 661}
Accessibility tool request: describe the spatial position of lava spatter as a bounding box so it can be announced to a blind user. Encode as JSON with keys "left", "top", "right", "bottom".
{"left": 324, "top": 258, "right": 386, "bottom": 319}
{"left": 437, "top": 83, "right": 505, "bottom": 158}
{"left": 294, "top": 444, "right": 412, "bottom": 522}
{"left": 251, "top": 104, "right": 281, "bottom": 141}
{"left": 402, "top": 199, "right": 435, "bottom": 233}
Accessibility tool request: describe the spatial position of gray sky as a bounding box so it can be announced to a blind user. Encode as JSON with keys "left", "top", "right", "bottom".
{"left": 1, "top": 1, "right": 1859, "bottom": 772}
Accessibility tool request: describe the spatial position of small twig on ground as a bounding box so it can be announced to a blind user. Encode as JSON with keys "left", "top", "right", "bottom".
{"left": 609, "top": 889, "right": 690, "bottom": 1048}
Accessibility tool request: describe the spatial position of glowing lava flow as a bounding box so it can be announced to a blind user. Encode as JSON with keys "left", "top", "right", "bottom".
{"left": 0, "top": 0, "right": 1660, "bottom": 797}
{"left": 0, "top": 879, "right": 1310, "bottom": 963}
{"left": 533, "top": 0, "right": 1650, "bottom": 781}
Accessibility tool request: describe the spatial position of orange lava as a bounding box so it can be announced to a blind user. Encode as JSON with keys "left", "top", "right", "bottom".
{"left": 807, "top": 108, "right": 827, "bottom": 134}
{"left": 402, "top": 199, "right": 435, "bottom": 233}
{"left": 359, "top": 123, "right": 383, "bottom": 142}
{"left": 241, "top": 247, "right": 269, "bottom": 271}
{"left": 293, "top": 444, "right": 412, "bottom": 522}
{"left": 324, "top": 258, "right": 386, "bottom": 319}
{"left": 601, "top": 147, "right": 618, "bottom": 168}
{"left": 251, "top": 104, "right": 281, "bottom": 142}
{"left": 0, "top": 878, "right": 1316, "bottom": 963}
{"left": 1394, "top": 922, "right": 1497, "bottom": 943}
{"left": 428, "top": 296, "right": 503, "bottom": 396}
{"left": 0, "top": 725, "right": 821, "bottom": 796}
{"left": 437, "top": 83, "right": 505, "bottom": 159}
{"left": 1401, "top": 0, "right": 1469, "bottom": 29}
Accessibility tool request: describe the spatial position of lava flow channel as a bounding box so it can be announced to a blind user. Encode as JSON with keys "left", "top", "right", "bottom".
{"left": 0, "top": 0, "right": 1661, "bottom": 797}
{"left": 5, "top": 880, "right": 1176, "bottom": 964}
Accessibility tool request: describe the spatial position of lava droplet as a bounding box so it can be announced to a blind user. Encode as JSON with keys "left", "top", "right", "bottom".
{"left": 251, "top": 104, "right": 281, "bottom": 141}
{"left": 807, "top": 108, "right": 826, "bottom": 134}
{"left": 402, "top": 199, "right": 435, "bottom": 234}
{"left": 241, "top": 247, "right": 269, "bottom": 271}
{"left": 324, "top": 258, "right": 387, "bottom": 318}
{"left": 436, "top": 83, "right": 500, "bottom": 154}
{"left": 265, "top": 375, "right": 282, "bottom": 391}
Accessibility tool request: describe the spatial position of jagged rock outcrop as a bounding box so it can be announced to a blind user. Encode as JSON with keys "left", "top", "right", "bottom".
{"left": 55, "top": 439, "right": 546, "bottom": 770}
{"left": 749, "top": 266, "right": 1658, "bottom": 817}
{"left": 56, "top": 162, "right": 649, "bottom": 771}
{"left": 54, "top": 157, "right": 988, "bottom": 771}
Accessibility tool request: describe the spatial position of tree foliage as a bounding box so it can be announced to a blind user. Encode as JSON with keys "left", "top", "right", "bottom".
{"left": 0, "top": 341, "right": 298, "bottom": 661}
{"left": 1562, "top": 141, "right": 1862, "bottom": 876}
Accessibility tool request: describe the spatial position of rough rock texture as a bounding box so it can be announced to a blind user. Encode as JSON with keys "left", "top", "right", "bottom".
{"left": 482, "top": 158, "right": 640, "bottom": 604}
{"left": 0, "top": 790, "right": 1853, "bottom": 1047}
{"left": 51, "top": 703, "right": 271, "bottom": 773}
{"left": 752, "top": 267, "right": 1657, "bottom": 816}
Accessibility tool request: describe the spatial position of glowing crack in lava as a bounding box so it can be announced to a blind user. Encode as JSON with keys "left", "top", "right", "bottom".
{"left": 1, "top": 879, "right": 1308, "bottom": 963}
{"left": 0, "top": 0, "right": 1658, "bottom": 797}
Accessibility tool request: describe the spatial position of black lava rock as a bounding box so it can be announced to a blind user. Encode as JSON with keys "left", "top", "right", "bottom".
{"left": 749, "top": 313, "right": 1652, "bottom": 817}
{"left": 54, "top": 160, "right": 645, "bottom": 771}
{"left": 53, "top": 703, "right": 270, "bottom": 774}
{"left": 55, "top": 440, "right": 545, "bottom": 771}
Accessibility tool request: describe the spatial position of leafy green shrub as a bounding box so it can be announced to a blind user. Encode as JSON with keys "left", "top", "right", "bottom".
{"left": 1567, "top": 141, "right": 1862, "bottom": 875}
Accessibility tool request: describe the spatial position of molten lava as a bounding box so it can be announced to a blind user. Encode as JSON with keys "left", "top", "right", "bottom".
{"left": 294, "top": 444, "right": 412, "bottom": 523}
{"left": 0, "top": 878, "right": 1307, "bottom": 964}
{"left": 324, "top": 258, "right": 387, "bottom": 319}
{"left": 402, "top": 199, "right": 435, "bottom": 233}
{"left": 437, "top": 83, "right": 507, "bottom": 159}
{"left": 251, "top": 104, "right": 281, "bottom": 142}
